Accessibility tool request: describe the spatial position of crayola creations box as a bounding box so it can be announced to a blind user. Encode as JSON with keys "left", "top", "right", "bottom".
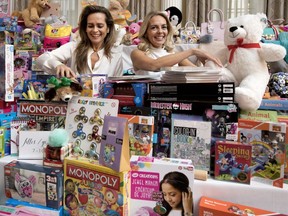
{"left": 4, "top": 160, "right": 63, "bottom": 209}
{"left": 63, "top": 157, "right": 130, "bottom": 216}
{"left": 199, "top": 196, "right": 288, "bottom": 216}
{"left": 129, "top": 156, "right": 194, "bottom": 216}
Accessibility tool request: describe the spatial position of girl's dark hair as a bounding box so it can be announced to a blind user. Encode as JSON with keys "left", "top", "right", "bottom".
{"left": 75, "top": 5, "right": 115, "bottom": 73}
{"left": 160, "top": 171, "right": 189, "bottom": 216}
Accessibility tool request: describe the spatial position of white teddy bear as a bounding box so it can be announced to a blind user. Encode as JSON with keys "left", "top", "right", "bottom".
{"left": 208, "top": 13, "right": 286, "bottom": 111}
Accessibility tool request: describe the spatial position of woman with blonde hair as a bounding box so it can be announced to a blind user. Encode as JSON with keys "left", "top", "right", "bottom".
{"left": 131, "top": 11, "right": 222, "bottom": 79}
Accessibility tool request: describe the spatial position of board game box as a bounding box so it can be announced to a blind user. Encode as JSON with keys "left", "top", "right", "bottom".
{"left": 63, "top": 156, "right": 130, "bottom": 216}
{"left": 199, "top": 196, "right": 288, "bottom": 216}
{"left": 130, "top": 156, "right": 194, "bottom": 216}
{"left": 238, "top": 119, "right": 286, "bottom": 188}
{"left": 214, "top": 140, "right": 252, "bottom": 184}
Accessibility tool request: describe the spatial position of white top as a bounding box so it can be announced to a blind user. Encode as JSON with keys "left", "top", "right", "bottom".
{"left": 36, "top": 41, "right": 123, "bottom": 77}
{"left": 168, "top": 209, "right": 182, "bottom": 216}
{"left": 135, "top": 46, "right": 178, "bottom": 79}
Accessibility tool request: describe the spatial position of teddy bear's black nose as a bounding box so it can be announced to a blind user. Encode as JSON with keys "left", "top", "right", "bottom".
{"left": 229, "top": 26, "right": 238, "bottom": 32}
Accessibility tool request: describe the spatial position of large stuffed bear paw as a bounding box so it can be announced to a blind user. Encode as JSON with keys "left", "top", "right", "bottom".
{"left": 235, "top": 87, "right": 262, "bottom": 111}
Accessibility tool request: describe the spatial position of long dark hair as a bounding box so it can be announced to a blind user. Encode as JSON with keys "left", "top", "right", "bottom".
{"left": 75, "top": 5, "right": 115, "bottom": 73}
{"left": 160, "top": 171, "right": 189, "bottom": 216}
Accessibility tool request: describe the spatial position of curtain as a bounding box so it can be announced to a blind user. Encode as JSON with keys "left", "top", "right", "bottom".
{"left": 128, "top": 0, "right": 159, "bottom": 21}
{"left": 185, "top": 0, "right": 213, "bottom": 26}
{"left": 264, "top": 0, "right": 288, "bottom": 22}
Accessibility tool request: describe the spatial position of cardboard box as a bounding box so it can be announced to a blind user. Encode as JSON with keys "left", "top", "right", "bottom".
{"left": 63, "top": 156, "right": 130, "bottom": 216}
{"left": 4, "top": 160, "right": 63, "bottom": 209}
{"left": 129, "top": 156, "right": 194, "bottom": 216}
{"left": 199, "top": 196, "right": 288, "bottom": 215}
{"left": 0, "top": 44, "right": 14, "bottom": 102}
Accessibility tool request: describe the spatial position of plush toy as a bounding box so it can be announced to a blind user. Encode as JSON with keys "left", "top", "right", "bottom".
{"left": 165, "top": 6, "right": 182, "bottom": 44}
{"left": 122, "top": 21, "right": 142, "bottom": 45}
{"left": 12, "top": 0, "right": 50, "bottom": 28}
{"left": 46, "top": 128, "right": 69, "bottom": 161}
{"left": 45, "top": 77, "right": 83, "bottom": 102}
{"left": 208, "top": 13, "right": 286, "bottom": 111}
{"left": 109, "top": 0, "right": 132, "bottom": 26}
{"left": 114, "top": 24, "right": 126, "bottom": 46}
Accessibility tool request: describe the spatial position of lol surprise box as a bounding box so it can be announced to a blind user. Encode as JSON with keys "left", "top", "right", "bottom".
{"left": 63, "top": 156, "right": 130, "bottom": 216}
{"left": 4, "top": 160, "right": 64, "bottom": 210}
{"left": 129, "top": 156, "right": 194, "bottom": 216}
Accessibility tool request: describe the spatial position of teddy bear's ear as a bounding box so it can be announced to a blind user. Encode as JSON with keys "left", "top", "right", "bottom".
{"left": 45, "top": 88, "right": 57, "bottom": 101}
{"left": 256, "top": 13, "right": 268, "bottom": 29}
{"left": 70, "top": 82, "right": 83, "bottom": 92}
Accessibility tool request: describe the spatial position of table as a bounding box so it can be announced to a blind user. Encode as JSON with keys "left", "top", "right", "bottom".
{"left": 121, "top": 44, "right": 199, "bottom": 71}
{"left": 1, "top": 156, "right": 287, "bottom": 215}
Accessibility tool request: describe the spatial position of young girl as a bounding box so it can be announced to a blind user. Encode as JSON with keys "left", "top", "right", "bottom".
{"left": 160, "top": 171, "right": 193, "bottom": 216}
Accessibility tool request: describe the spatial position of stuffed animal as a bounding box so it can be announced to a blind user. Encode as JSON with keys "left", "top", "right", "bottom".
{"left": 12, "top": 0, "right": 50, "bottom": 28}
{"left": 46, "top": 128, "right": 69, "bottom": 161}
{"left": 122, "top": 21, "right": 142, "bottom": 45}
{"left": 109, "top": 0, "right": 132, "bottom": 26}
{"left": 45, "top": 77, "right": 83, "bottom": 102}
{"left": 209, "top": 13, "right": 286, "bottom": 111}
{"left": 114, "top": 24, "right": 126, "bottom": 46}
{"left": 165, "top": 6, "right": 182, "bottom": 44}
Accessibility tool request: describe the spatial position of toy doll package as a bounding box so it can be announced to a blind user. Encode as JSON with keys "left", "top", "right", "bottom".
{"left": 130, "top": 156, "right": 194, "bottom": 216}
{"left": 63, "top": 156, "right": 130, "bottom": 216}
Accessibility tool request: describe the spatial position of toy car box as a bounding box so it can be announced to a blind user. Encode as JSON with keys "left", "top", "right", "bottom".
{"left": 4, "top": 160, "right": 63, "bottom": 209}
{"left": 198, "top": 196, "right": 288, "bottom": 216}
{"left": 63, "top": 156, "right": 130, "bottom": 216}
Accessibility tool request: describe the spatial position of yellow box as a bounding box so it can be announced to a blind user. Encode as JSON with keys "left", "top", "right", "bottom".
{"left": 63, "top": 157, "right": 129, "bottom": 216}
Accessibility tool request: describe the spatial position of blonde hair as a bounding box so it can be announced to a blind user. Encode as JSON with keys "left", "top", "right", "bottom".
{"left": 137, "top": 11, "right": 175, "bottom": 53}
{"left": 75, "top": 5, "right": 116, "bottom": 74}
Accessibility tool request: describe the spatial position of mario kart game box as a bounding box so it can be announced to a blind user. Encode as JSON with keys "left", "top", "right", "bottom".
{"left": 63, "top": 156, "right": 130, "bottom": 216}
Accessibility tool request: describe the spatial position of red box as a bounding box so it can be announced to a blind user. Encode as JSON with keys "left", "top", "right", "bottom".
{"left": 199, "top": 196, "right": 287, "bottom": 216}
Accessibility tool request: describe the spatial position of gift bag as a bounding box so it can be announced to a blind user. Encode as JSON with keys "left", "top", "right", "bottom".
{"left": 180, "top": 21, "right": 200, "bottom": 44}
{"left": 201, "top": 8, "right": 226, "bottom": 41}
{"left": 262, "top": 19, "right": 284, "bottom": 44}
{"left": 99, "top": 115, "right": 130, "bottom": 172}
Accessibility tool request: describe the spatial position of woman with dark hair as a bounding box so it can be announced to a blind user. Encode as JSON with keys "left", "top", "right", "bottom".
{"left": 130, "top": 11, "right": 222, "bottom": 79}
{"left": 160, "top": 171, "right": 193, "bottom": 216}
{"left": 36, "top": 5, "right": 123, "bottom": 78}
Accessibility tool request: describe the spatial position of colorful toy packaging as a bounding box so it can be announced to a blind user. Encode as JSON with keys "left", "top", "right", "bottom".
{"left": 4, "top": 160, "right": 64, "bottom": 210}
{"left": 5, "top": 198, "right": 63, "bottom": 216}
{"left": 118, "top": 114, "right": 154, "bottom": 157}
{"left": 99, "top": 115, "right": 130, "bottom": 172}
{"left": 198, "top": 196, "right": 288, "bottom": 215}
{"left": 65, "top": 96, "right": 119, "bottom": 159}
{"left": 63, "top": 157, "right": 130, "bottom": 216}
{"left": 129, "top": 156, "right": 194, "bottom": 216}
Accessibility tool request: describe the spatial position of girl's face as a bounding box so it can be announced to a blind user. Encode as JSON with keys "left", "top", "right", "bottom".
{"left": 105, "top": 190, "right": 117, "bottom": 205}
{"left": 162, "top": 182, "right": 182, "bottom": 209}
{"left": 146, "top": 15, "right": 168, "bottom": 48}
{"left": 86, "top": 12, "right": 109, "bottom": 49}
{"left": 69, "top": 197, "right": 78, "bottom": 210}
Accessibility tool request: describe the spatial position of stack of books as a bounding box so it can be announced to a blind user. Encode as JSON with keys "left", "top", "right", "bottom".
{"left": 161, "top": 66, "right": 221, "bottom": 83}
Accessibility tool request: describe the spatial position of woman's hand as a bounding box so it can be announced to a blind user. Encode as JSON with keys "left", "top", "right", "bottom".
{"left": 56, "top": 64, "right": 77, "bottom": 78}
{"left": 191, "top": 48, "right": 223, "bottom": 67}
{"left": 182, "top": 187, "right": 193, "bottom": 216}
